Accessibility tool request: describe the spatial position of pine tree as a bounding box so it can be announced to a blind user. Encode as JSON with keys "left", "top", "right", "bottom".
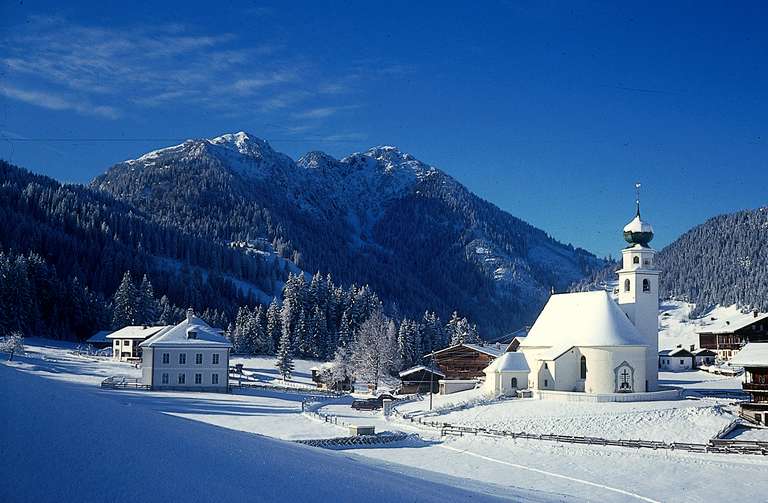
{"left": 138, "top": 274, "right": 157, "bottom": 325}
{"left": 112, "top": 271, "right": 137, "bottom": 329}
{"left": 266, "top": 299, "right": 282, "bottom": 352}
{"left": 275, "top": 329, "right": 294, "bottom": 380}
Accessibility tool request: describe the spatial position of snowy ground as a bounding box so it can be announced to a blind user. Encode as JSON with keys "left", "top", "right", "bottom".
{"left": 3, "top": 338, "right": 768, "bottom": 503}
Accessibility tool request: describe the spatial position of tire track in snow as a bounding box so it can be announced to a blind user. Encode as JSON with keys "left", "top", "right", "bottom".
{"left": 439, "top": 444, "right": 662, "bottom": 503}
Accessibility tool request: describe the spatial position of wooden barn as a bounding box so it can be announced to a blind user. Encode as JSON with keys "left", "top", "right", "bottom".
{"left": 398, "top": 365, "right": 444, "bottom": 394}
{"left": 697, "top": 311, "right": 768, "bottom": 360}
{"left": 427, "top": 343, "right": 505, "bottom": 380}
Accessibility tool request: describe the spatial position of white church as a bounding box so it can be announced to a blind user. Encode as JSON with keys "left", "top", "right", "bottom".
{"left": 483, "top": 193, "right": 679, "bottom": 402}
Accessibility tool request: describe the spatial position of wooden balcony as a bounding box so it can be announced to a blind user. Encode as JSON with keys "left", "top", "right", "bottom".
{"left": 743, "top": 382, "right": 768, "bottom": 392}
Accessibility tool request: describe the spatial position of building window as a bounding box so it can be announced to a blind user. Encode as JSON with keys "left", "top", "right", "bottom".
{"left": 544, "top": 379, "right": 548, "bottom": 387}
{"left": 644, "top": 259, "right": 650, "bottom": 265}
{"left": 161, "top": 373, "right": 169, "bottom": 384}
{"left": 624, "top": 279, "right": 630, "bottom": 292}
{"left": 195, "top": 373, "right": 202, "bottom": 384}
{"left": 580, "top": 356, "right": 587, "bottom": 379}
{"left": 179, "top": 353, "right": 186, "bottom": 365}
{"left": 212, "top": 373, "right": 219, "bottom": 385}
{"left": 643, "top": 279, "right": 651, "bottom": 292}
{"left": 511, "top": 377, "right": 518, "bottom": 388}
{"left": 162, "top": 353, "right": 169, "bottom": 364}
{"left": 212, "top": 353, "right": 219, "bottom": 365}
{"left": 543, "top": 362, "right": 548, "bottom": 370}
{"left": 196, "top": 353, "right": 203, "bottom": 365}
{"left": 178, "top": 373, "right": 185, "bottom": 384}
{"left": 680, "top": 359, "right": 684, "bottom": 365}
{"left": 633, "top": 256, "right": 639, "bottom": 264}
{"left": 123, "top": 340, "right": 129, "bottom": 346}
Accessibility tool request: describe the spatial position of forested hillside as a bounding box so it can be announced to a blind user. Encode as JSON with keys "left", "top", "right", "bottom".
{"left": 92, "top": 132, "right": 604, "bottom": 337}
{"left": 657, "top": 206, "right": 768, "bottom": 315}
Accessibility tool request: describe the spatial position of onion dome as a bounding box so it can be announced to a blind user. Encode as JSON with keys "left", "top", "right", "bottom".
{"left": 623, "top": 209, "right": 654, "bottom": 246}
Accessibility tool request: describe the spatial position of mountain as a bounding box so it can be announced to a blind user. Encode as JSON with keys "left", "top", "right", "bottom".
{"left": 92, "top": 132, "right": 604, "bottom": 337}
{"left": 657, "top": 206, "right": 768, "bottom": 316}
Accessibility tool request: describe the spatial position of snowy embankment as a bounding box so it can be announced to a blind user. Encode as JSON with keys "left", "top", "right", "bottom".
{"left": 0, "top": 363, "right": 514, "bottom": 503}
{"left": 399, "top": 384, "right": 739, "bottom": 444}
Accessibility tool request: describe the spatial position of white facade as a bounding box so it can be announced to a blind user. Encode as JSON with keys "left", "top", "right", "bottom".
{"left": 482, "top": 352, "right": 529, "bottom": 397}
{"left": 107, "top": 326, "right": 170, "bottom": 362}
{"left": 658, "top": 349, "right": 694, "bottom": 371}
{"left": 139, "top": 309, "right": 231, "bottom": 392}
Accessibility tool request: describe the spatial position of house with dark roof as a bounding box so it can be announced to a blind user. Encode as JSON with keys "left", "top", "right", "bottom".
{"left": 658, "top": 347, "right": 694, "bottom": 371}
{"left": 697, "top": 311, "right": 768, "bottom": 360}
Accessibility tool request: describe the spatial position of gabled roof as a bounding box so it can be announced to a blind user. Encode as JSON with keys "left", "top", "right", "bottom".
{"left": 427, "top": 343, "right": 504, "bottom": 359}
{"left": 658, "top": 348, "right": 693, "bottom": 357}
{"left": 399, "top": 365, "right": 445, "bottom": 378}
{"left": 520, "top": 291, "right": 647, "bottom": 349}
{"left": 484, "top": 352, "right": 530, "bottom": 374}
{"left": 107, "top": 325, "right": 170, "bottom": 340}
{"left": 139, "top": 314, "right": 231, "bottom": 348}
{"left": 730, "top": 343, "right": 768, "bottom": 367}
{"left": 537, "top": 345, "right": 574, "bottom": 361}
{"left": 86, "top": 330, "right": 113, "bottom": 343}
{"left": 696, "top": 311, "right": 768, "bottom": 335}
{"left": 692, "top": 348, "right": 717, "bottom": 356}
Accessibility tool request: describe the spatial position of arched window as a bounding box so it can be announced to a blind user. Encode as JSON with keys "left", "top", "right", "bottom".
{"left": 624, "top": 279, "right": 630, "bottom": 292}
{"left": 643, "top": 279, "right": 651, "bottom": 292}
{"left": 580, "top": 356, "right": 587, "bottom": 379}
{"left": 633, "top": 256, "right": 640, "bottom": 264}
{"left": 511, "top": 377, "right": 518, "bottom": 388}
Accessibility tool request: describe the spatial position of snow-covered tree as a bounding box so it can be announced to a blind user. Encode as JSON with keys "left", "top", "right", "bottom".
{"left": 112, "top": 271, "right": 137, "bottom": 328}
{"left": 0, "top": 332, "right": 24, "bottom": 361}
{"left": 275, "top": 329, "right": 294, "bottom": 380}
{"left": 350, "top": 308, "right": 397, "bottom": 392}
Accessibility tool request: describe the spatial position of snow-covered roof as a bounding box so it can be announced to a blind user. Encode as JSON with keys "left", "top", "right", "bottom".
{"left": 695, "top": 311, "right": 768, "bottom": 334}
{"left": 658, "top": 348, "right": 693, "bottom": 357}
{"left": 536, "top": 345, "right": 574, "bottom": 361}
{"left": 86, "top": 330, "right": 113, "bottom": 343}
{"left": 730, "top": 343, "right": 768, "bottom": 367}
{"left": 463, "top": 344, "right": 505, "bottom": 357}
{"left": 399, "top": 365, "right": 445, "bottom": 378}
{"left": 107, "top": 326, "right": 170, "bottom": 340}
{"left": 484, "top": 352, "right": 530, "bottom": 374}
{"left": 520, "top": 290, "right": 648, "bottom": 348}
{"left": 139, "top": 314, "right": 231, "bottom": 348}
{"left": 692, "top": 348, "right": 717, "bottom": 356}
{"left": 623, "top": 214, "right": 653, "bottom": 234}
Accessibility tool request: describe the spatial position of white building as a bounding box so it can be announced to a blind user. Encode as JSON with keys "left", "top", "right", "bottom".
{"left": 139, "top": 309, "right": 231, "bottom": 392}
{"left": 108, "top": 325, "right": 170, "bottom": 362}
{"left": 503, "top": 194, "right": 669, "bottom": 400}
{"left": 692, "top": 348, "right": 717, "bottom": 368}
{"left": 481, "top": 352, "right": 530, "bottom": 397}
{"left": 658, "top": 347, "right": 694, "bottom": 371}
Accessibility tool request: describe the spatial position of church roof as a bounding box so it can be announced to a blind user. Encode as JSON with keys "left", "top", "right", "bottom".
{"left": 623, "top": 214, "right": 654, "bottom": 234}
{"left": 484, "top": 352, "right": 530, "bottom": 373}
{"left": 520, "top": 290, "right": 648, "bottom": 348}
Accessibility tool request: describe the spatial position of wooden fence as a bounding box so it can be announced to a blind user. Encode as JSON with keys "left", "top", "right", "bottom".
{"left": 100, "top": 376, "right": 150, "bottom": 390}
{"left": 392, "top": 409, "right": 768, "bottom": 456}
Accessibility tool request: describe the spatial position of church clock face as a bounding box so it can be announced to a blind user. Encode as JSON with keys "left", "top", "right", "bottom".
{"left": 614, "top": 361, "right": 635, "bottom": 393}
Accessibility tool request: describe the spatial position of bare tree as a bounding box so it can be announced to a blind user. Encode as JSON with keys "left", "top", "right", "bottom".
{"left": 350, "top": 309, "right": 397, "bottom": 392}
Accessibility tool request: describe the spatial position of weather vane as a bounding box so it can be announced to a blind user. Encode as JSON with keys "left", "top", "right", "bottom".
{"left": 635, "top": 182, "right": 641, "bottom": 216}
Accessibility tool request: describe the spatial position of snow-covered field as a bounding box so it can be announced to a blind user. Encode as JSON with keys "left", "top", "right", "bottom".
{"left": 3, "top": 338, "right": 768, "bottom": 503}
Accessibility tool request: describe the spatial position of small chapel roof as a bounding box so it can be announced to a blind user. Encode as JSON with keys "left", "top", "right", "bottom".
{"left": 484, "top": 352, "right": 530, "bottom": 373}
{"left": 520, "top": 290, "right": 648, "bottom": 348}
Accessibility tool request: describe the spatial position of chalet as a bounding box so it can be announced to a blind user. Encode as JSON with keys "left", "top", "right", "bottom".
{"left": 692, "top": 348, "right": 717, "bottom": 368}
{"left": 729, "top": 343, "right": 768, "bottom": 424}
{"left": 426, "top": 343, "right": 505, "bottom": 394}
{"left": 398, "top": 365, "right": 444, "bottom": 394}
{"left": 85, "top": 330, "right": 113, "bottom": 349}
{"left": 658, "top": 347, "right": 694, "bottom": 371}
{"left": 139, "top": 309, "right": 231, "bottom": 392}
{"left": 310, "top": 363, "right": 353, "bottom": 391}
{"left": 697, "top": 311, "right": 768, "bottom": 360}
{"left": 108, "top": 325, "right": 170, "bottom": 363}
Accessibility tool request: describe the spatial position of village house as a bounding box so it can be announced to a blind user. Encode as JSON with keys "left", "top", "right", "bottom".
{"left": 692, "top": 348, "right": 717, "bottom": 368}
{"left": 729, "top": 343, "right": 768, "bottom": 424}
{"left": 108, "top": 325, "right": 170, "bottom": 363}
{"left": 697, "top": 311, "right": 768, "bottom": 360}
{"left": 398, "top": 365, "right": 445, "bottom": 394}
{"left": 658, "top": 347, "right": 694, "bottom": 371}
{"left": 85, "top": 330, "right": 113, "bottom": 349}
{"left": 426, "top": 343, "right": 505, "bottom": 394}
{"left": 139, "top": 309, "right": 231, "bottom": 392}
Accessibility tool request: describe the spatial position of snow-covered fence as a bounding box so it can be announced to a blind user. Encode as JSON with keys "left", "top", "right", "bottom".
{"left": 294, "top": 432, "right": 411, "bottom": 449}
{"left": 233, "top": 381, "right": 346, "bottom": 398}
{"left": 101, "top": 376, "right": 150, "bottom": 390}
{"left": 390, "top": 408, "right": 768, "bottom": 456}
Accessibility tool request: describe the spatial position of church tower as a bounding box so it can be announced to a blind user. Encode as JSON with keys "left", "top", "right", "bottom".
{"left": 617, "top": 184, "right": 660, "bottom": 391}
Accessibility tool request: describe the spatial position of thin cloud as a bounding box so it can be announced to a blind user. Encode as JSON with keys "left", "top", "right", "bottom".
{"left": 0, "top": 86, "right": 120, "bottom": 119}
{"left": 293, "top": 105, "right": 358, "bottom": 120}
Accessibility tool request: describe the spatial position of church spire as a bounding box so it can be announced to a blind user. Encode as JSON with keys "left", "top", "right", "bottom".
{"left": 623, "top": 183, "right": 654, "bottom": 247}
{"left": 635, "top": 182, "right": 641, "bottom": 217}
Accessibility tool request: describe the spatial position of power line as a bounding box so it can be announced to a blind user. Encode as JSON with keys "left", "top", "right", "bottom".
{"left": 0, "top": 137, "right": 363, "bottom": 143}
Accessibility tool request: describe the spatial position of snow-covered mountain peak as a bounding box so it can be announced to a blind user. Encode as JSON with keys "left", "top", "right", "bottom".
{"left": 296, "top": 151, "right": 340, "bottom": 171}
{"left": 209, "top": 131, "right": 276, "bottom": 159}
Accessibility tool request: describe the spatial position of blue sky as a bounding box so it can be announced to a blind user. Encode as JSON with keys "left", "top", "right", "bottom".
{"left": 1, "top": 1, "right": 767, "bottom": 257}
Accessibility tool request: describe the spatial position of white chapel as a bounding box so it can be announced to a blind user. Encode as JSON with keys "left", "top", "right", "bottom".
{"left": 490, "top": 191, "right": 665, "bottom": 399}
